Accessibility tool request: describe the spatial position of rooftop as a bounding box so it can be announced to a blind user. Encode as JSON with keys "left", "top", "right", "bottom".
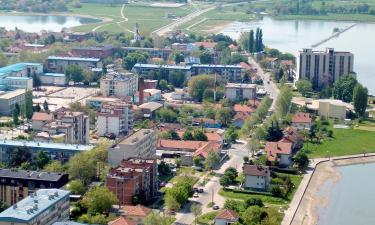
{"left": 243, "top": 164, "right": 270, "bottom": 176}
{"left": 122, "top": 204, "right": 152, "bottom": 217}
{"left": 133, "top": 63, "right": 192, "bottom": 70}
{"left": 109, "top": 217, "right": 136, "bottom": 225}
{"left": 72, "top": 45, "right": 113, "bottom": 51}
{"left": 292, "top": 112, "right": 312, "bottom": 124}
{"left": 0, "top": 89, "right": 25, "bottom": 100}
{"left": 0, "top": 189, "right": 70, "bottom": 223}
{"left": 118, "top": 129, "right": 154, "bottom": 146}
{"left": 42, "top": 73, "right": 66, "bottom": 77}
{"left": 138, "top": 101, "right": 163, "bottom": 112}
{"left": 0, "top": 63, "right": 42, "bottom": 76}
{"left": 0, "top": 139, "right": 93, "bottom": 151}
{"left": 265, "top": 141, "right": 293, "bottom": 161}
{"left": 215, "top": 209, "right": 239, "bottom": 221}
{"left": 157, "top": 139, "right": 208, "bottom": 151}
{"left": 226, "top": 83, "right": 256, "bottom": 89}
{"left": 32, "top": 112, "right": 53, "bottom": 121}
{"left": 0, "top": 169, "right": 66, "bottom": 181}
{"left": 48, "top": 56, "right": 101, "bottom": 62}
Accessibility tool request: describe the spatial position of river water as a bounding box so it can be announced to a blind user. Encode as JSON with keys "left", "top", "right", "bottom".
{"left": 221, "top": 17, "right": 375, "bottom": 94}
{"left": 317, "top": 162, "right": 375, "bottom": 225}
{"left": 0, "top": 15, "right": 99, "bottom": 32}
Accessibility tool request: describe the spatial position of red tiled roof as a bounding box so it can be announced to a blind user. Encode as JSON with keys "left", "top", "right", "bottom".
{"left": 281, "top": 126, "right": 304, "bottom": 144}
{"left": 265, "top": 141, "right": 293, "bottom": 161}
{"left": 228, "top": 44, "right": 238, "bottom": 50}
{"left": 194, "top": 41, "right": 217, "bottom": 49}
{"left": 176, "top": 131, "right": 221, "bottom": 142}
{"left": 243, "top": 164, "right": 270, "bottom": 176}
{"left": 193, "top": 141, "right": 221, "bottom": 158}
{"left": 281, "top": 60, "right": 293, "bottom": 66}
{"left": 233, "top": 112, "right": 250, "bottom": 121}
{"left": 239, "top": 62, "right": 252, "bottom": 70}
{"left": 157, "top": 139, "right": 208, "bottom": 151}
{"left": 234, "top": 104, "right": 256, "bottom": 113}
{"left": 215, "top": 209, "right": 239, "bottom": 221}
{"left": 109, "top": 217, "right": 136, "bottom": 225}
{"left": 31, "top": 112, "right": 53, "bottom": 121}
{"left": 292, "top": 112, "right": 312, "bottom": 124}
{"left": 192, "top": 118, "right": 219, "bottom": 124}
{"left": 122, "top": 204, "right": 152, "bottom": 217}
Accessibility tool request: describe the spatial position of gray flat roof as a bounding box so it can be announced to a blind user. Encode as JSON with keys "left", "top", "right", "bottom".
{"left": 0, "top": 169, "right": 66, "bottom": 181}
{"left": 0, "top": 140, "right": 93, "bottom": 151}
{"left": 48, "top": 56, "right": 100, "bottom": 62}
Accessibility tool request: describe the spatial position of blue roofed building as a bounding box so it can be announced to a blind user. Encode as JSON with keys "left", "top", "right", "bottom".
{"left": 0, "top": 140, "right": 93, "bottom": 163}
{"left": 0, "top": 63, "right": 43, "bottom": 90}
{"left": 0, "top": 189, "right": 70, "bottom": 225}
{"left": 47, "top": 56, "right": 102, "bottom": 73}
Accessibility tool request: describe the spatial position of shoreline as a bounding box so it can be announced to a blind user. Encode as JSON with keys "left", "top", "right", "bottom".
{"left": 289, "top": 155, "right": 375, "bottom": 225}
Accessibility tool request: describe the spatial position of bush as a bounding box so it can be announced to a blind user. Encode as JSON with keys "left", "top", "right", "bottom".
{"left": 270, "top": 186, "right": 284, "bottom": 198}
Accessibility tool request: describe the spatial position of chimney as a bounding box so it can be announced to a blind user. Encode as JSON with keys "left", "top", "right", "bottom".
{"left": 138, "top": 77, "right": 144, "bottom": 105}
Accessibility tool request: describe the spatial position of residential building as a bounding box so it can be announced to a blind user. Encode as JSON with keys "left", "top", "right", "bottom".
{"left": 120, "top": 205, "right": 152, "bottom": 225}
{"left": 170, "top": 90, "right": 190, "bottom": 100}
{"left": 317, "top": 99, "right": 347, "bottom": 120}
{"left": 100, "top": 72, "right": 138, "bottom": 98}
{"left": 214, "top": 209, "right": 239, "bottom": 225}
{"left": 0, "top": 63, "right": 42, "bottom": 90}
{"left": 134, "top": 89, "right": 161, "bottom": 104}
{"left": 122, "top": 47, "right": 171, "bottom": 60}
{"left": 0, "top": 189, "right": 70, "bottom": 225}
{"left": 47, "top": 56, "right": 102, "bottom": 73}
{"left": 225, "top": 83, "right": 257, "bottom": 102}
{"left": 297, "top": 48, "right": 355, "bottom": 88}
{"left": 242, "top": 164, "right": 270, "bottom": 191}
{"left": 0, "top": 169, "right": 68, "bottom": 205}
{"left": 0, "top": 140, "right": 93, "bottom": 163}
{"left": 0, "top": 89, "right": 25, "bottom": 115}
{"left": 232, "top": 103, "right": 257, "bottom": 127}
{"left": 291, "top": 112, "right": 312, "bottom": 130}
{"left": 108, "top": 129, "right": 156, "bottom": 166}
{"left": 71, "top": 45, "right": 114, "bottom": 59}
{"left": 143, "top": 79, "right": 158, "bottom": 89}
{"left": 31, "top": 112, "right": 54, "bottom": 131}
{"left": 132, "top": 64, "right": 192, "bottom": 80}
{"left": 265, "top": 141, "right": 293, "bottom": 167}
{"left": 85, "top": 96, "right": 124, "bottom": 110}
{"left": 40, "top": 121, "right": 74, "bottom": 144}
{"left": 192, "top": 118, "right": 221, "bottom": 128}
{"left": 107, "top": 159, "right": 157, "bottom": 205}
{"left": 280, "top": 127, "right": 304, "bottom": 150}
{"left": 39, "top": 73, "right": 67, "bottom": 86}
{"left": 138, "top": 102, "right": 163, "bottom": 119}
{"left": 96, "top": 102, "right": 133, "bottom": 137}
{"left": 109, "top": 217, "right": 136, "bottom": 225}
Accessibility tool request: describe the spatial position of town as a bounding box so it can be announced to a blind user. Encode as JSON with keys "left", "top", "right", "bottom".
{"left": 0, "top": 1, "right": 373, "bottom": 225}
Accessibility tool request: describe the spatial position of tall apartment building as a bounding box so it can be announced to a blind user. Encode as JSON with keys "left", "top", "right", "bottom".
{"left": 225, "top": 83, "right": 257, "bottom": 101}
{"left": 108, "top": 129, "right": 156, "bottom": 166}
{"left": 0, "top": 169, "right": 68, "bottom": 205}
{"left": 106, "top": 158, "right": 157, "bottom": 205}
{"left": 297, "top": 48, "right": 355, "bottom": 88}
{"left": 0, "top": 189, "right": 70, "bottom": 225}
{"left": 96, "top": 102, "right": 133, "bottom": 137}
{"left": 100, "top": 72, "right": 138, "bottom": 97}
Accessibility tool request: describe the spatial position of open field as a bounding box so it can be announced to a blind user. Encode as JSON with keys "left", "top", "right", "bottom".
{"left": 70, "top": 3, "right": 196, "bottom": 34}
{"left": 306, "top": 127, "right": 375, "bottom": 158}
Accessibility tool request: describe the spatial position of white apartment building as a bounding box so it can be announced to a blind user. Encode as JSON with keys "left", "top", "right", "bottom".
{"left": 297, "top": 48, "right": 355, "bottom": 88}
{"left": 108, "top": 129, "right": 156, "bottom": 166}
{"left": 96, "top": 102, "right": 133, "bottom": 137}
{"left": 225, "top": 83, "right": 257, "bottom": 101}
{"left": 100, "top": 72, "right": 138, "bottom": 97}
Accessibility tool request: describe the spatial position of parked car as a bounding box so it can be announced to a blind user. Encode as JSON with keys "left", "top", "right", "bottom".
{"left": 193, "top": 192, "right": 199, "bottom": 198}
{"left": 104, "top": 133, "right": 116, "bottom": 140}
{"left": 213, "top": 205, "right": 219, "bottom": 210}
{"left": 198, "top": 188, "right": 204, "bottom": 193}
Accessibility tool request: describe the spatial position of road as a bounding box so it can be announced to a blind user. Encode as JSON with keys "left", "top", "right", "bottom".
{"left": 174, "top": 141, "right": 247, "bottom": 225}
{"left": 248, "top": 56, "right": 279, "bottom": 111}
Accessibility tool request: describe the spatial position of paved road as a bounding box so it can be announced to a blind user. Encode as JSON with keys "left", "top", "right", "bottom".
{"left": 248, "top": 56, "right": 279, "bottom": 111}
{"left": 174, "top": 141, "right": 247, "bottom": 225}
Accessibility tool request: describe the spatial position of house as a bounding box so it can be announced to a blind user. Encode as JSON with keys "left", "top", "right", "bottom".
{"left": 214, "top": 209, "right": 239, "bottom": 225}
{"left": 176, "top": 130, "right": 223, "bottom": 144}
{"left": 232, "top": 104, "right": 257, "bottom": 127}
{"left": 138, "top": 102, "right": 163, "bottom": 119}
{"left": 192, "top": 118, "right": 222, "bottom": 128}
{"left": 39, "top": 73, "right": 67, "bottom": 86}
{"left": 242, "top": 164, "right": 270, "bottom": 191}
{"left": 280, "top": 126, "right": 304, "bottom": 150}
{"left": 32, "top": 112, "right": 54, "bottom": 131}
{"left": 47, "top": 56, "right": 102, "bottom": 73}
{"left": 265, "top": 141, "right": 293, "bottom": 167}
{"left": 109, "top": 217, "right": 136, "bottom": 225}
{"left": 292, "top": 112, "right": 312, "bottom": 130}
{"left": 120, "top": 204, "right": 152, "bottom": 224}
{"left": 225, "top": 83, "right": 257, "bottom": 102}
{"left": 0, "top": 89, "right": 26, "bottom": 116}
{"left": 193, "top": 141, "right": 221, "bottom": 160}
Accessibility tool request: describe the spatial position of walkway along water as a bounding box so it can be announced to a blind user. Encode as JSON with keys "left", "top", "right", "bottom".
{"left": 311, "top": 23, "right": 357, "bottom": 48}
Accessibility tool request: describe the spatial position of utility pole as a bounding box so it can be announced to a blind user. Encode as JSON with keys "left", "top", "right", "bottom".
{"left": 213, "top": 72, "right": 217, "bottom": 102}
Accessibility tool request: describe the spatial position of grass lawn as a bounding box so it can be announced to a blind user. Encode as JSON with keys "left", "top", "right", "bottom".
{"left": 197, "top": 211, "right": 218, "bottom": 225}
{"left": 305, "top": 128, "right": 375, "bottom": 158}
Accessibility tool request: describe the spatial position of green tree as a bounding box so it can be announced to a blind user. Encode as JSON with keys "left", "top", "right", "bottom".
{"left": 9, "top": 146, "right": 32, "bottom": 168}
{"left": 32, "top": 72, "right": 41, "bottom": 88}
{"left": 224, "top": 167, "right": 238, "bottom": 182}
{"left": 164, "top": 194, "right": 181, "bottom": 211}
{"left": 246, "top": 138, "right": 259, "bottom": 156}
{"left": 183, "top": 130, "right": 193, "bottom": 140}
{"left": 157, "top": 108, "right": 177, "bottom": 123}
{"left": 242, "top": 206, "right": 267, "bottom": 225}
{"left": 296, "top": 79, "right": 313, "bottom": 96}
{"left": 202, "top": 89, "right": 214, "bottom": 102}
{"left": 220, "top": 174, "right": 232, "bottom": 189}
{"left": 248, "top": 30, "right": 254, "bottom": 53}
{"left": 36, "top": 151, "right": 50, "bottom": 169}
{"left": 191, "top": 203, "right": 202, "bottom": 225}
{"left": 270, "top": 186, "right": 284, "bottom": 197}
{"left": 43, "top": 160, "right": 65, "bottom": 173}
{"left": 43, "top": 100, "right": 49, "bottom": 111}
{"left": 193, "top": 129, "right": 207, "bottom": 141}
{"left": 0, "top": 52, "right": 8, "bottom": 67}
{"left": 157, "top": 79, "right": 170, "bottom": 91}
{"left": 188, "top": 75, "right": 215, "bottom": 102}
{"left": 352, "top": 83, "right": 368, "bottom": 118}
{"left": 67, "top": 180, "right": 85, "bottom": 195}
{"left": 333, "top": 75, "right": 358, "bottom": 102}
{"left": 295, "top": 151, "right": 309, "bottom": 170}
{"left": 12, "top": 108, "right": 19, "bottom": 126}
{"left": 245, "top": 198, "right": 264, "bottom": 208}
{"left": 65, "top": 64, "right": 84, "bottom": 83}
{"left": 215, "top": 107, "right": 232, "bottom": 127}
{"left": 68, "top": 151, "right": 96, "bottom": 185}
{"left": 123, "top": 52, "right": 148, "bottom": 70}
{"left": 266, "top": 121, "right": 283, "bottom": 141}
{"left": 81, "top": 187, "right": 118, "bottom": 215}
{"left": 168, "top": 70, "right": 185, "bottom": 88}
{"left": 199, "top": 50, "right": 213, "bottom": 64}
{"left": 25, "top": 90, "right": 33, "bottom": 120}
{"left": 162, "top": 130, "right": 180, "bottom": 140}
{"left": 224, "top": 126, "right": 238, "bottom": 143}
{"left": 275, "top": 86, "right": 292, "bottom": 118}
{"left": 205, "top": 150, "right": 220, "bottom": 170}
{"left": 144, "top": 212, "right": 169, "bottom": 225}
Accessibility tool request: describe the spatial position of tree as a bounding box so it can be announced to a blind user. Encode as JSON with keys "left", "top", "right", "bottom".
{"left": 157, "top": 108, "right": 177, "bottom": 123}
{"left": 183, "top": 130, "right": 193, "bottom": 140}
{"left": 188, "top": 75, "right": 215, "bottom": 102}
{"left": 202, "top": 88, "right": 214, "bottom": 102}
{"left": 191, "top": 203, "right": 202, "bottom": 225}
{"left": 34, "top": 104, "right": 41, "bottom": 112}
{"left": 25, "top": 90, "right": 33, "bottom": 120}
{"left": 65, "top": 64, "right": 84, "bottom": 83}
{"left": 123, "top": 52, "right": 148, "bottom": 70}
{"left": 246, "top": 138, "right": 259, "bottom": 156}
{"left": 144, "top": 212, "right": 169, "bottom": 225}
{"left": 43, "top": 100, "right": 49, "bottom": 111}
{"left": 168, "top": 70, "right": 185, "bottom": 88}
{"left": 352, "top": 83, "right": 368, "bottom": 118}
{"left": 295, "top": 151, "right": 309, "bottom": 169}
{"left": 270, "top": 186, "right": 284, "bottom": 197}
{"left": 224, "top": 126, "right": 238, "bottom": 143}
{"left": 9, "top": 146, "right": 32, "bottom": 168}
{"left": 68, "top": 151, "right": 96, "bottom": 185}
{"left": 242, "top": 206, "right": 267, "bottom": 225}
{"left": 192, "top": 129, "right": 207, "bottom": 141}
{"left": 245, "top": 198, "right": 264, "bottom": 208}
{"left": 199, "top": 50, "right": 213, "bottom": 64}
{"left": 224, "top": 167, "right": 238, "bottom": 182}
{"left": 36, "top": 151, "right": 50, "bottom": 169}
{"left": 275, "top": 86, "right": 292, "bottom": 118}
{"left": 333, "top": 75, "right": 358, "bottom": 102}
{"left": 215, "top": 107, "right": 232, "bottom": 127}
{"left": 248, "top": 30, "right": 254, "bottom": 53}
{"left": 81, "top": 187, "right": 118, "bottom": 215}
{"left": 163, "top": 130, "right": 180, "bottom": 140}
{"left": 164, "top": 194, "right": 181, "bottom": 212}
{"left": 157, "top": 79, "right": 169, "bottom": 91}
{"left": 32, "top": 72, "right": 41, "bottom": 88}
{"left": 296, "top": 79, "right": 313, "bottom": 96}
{"left": 266, "top": 121, "right": 283, "bottom": 141}
{"left": 43, "top": 160, "right": 65, "bottom": 173}
{"left": 193, "top": 156, "right": 201, "bottom": 166}
{"left": 220, "top": 174, "right": 232, "bottom": 189}
{"left": 204, "top": 150, "right": 220, "bottom": 170}
{"left": 67, "top": 180, "right": 85, "bottom": 195}
{"left": 12, "top": 108, "right": 19, "bottom": 125}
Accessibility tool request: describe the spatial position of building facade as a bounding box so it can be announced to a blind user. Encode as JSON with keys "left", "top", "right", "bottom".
{"left": 0, "top": 63, "right": 42, "bottom": 90}
{"left": 0, "top": 89, "right": 25, "bottom": 116}
{"left": 47, "top": 56, "right": 102, "bottom": 73}
{"left": 243, "top": 164, "right": 270, "bottom": 191}
{"left": 0, "top": 189, "right": 70, "bottom": 225}
{"left": 0, "top": 169, "right": 68, "bottom": 205}
{"left": 108, "top": 129, "right": 156, "bottom": 166}
{"left": 71, "top": 45, "right": 114, "bottom": 59}
{"left": 39, "top": 73, "right": 67, "bottom": 86}
{"left": 297, "top": 48, "right": 355, "bottom": 88}
{"left": 225, "top": 83, "right": 257, "bottom": 102}
{"left": 100, "top": 72, "right": 138, "bottom": 98}
{"left": 96, "top": 102, "right": 133, "bottom": 137}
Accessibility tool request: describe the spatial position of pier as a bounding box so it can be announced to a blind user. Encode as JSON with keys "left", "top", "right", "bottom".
{"left": 311, "top": 23, "right": 357, "bottom": 48}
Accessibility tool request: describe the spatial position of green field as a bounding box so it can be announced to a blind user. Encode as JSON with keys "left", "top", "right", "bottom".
{"left": 306, "top": 128, "right": 375, "bottom": 158}
{"left": 70, "top": 3, "right": 195, "bottom": 34}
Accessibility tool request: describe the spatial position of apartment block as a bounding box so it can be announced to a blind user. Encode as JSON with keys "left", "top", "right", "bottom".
{"left": 71, "top": 45, "right": 114, "bottom": 59}
{"left": 225, "top": 83, "right": 257, "bottom": 101}
{"left": 47, "top": 56, "right": 102, "bottom": 73}
{"left": 100, "top": 72, "right": 138, "bottom": 98}
{"left": 108, "top": 129, "right": 156, "bottom": 166}
{"left": 0, "top": 63, "right": 42, "bottom": 90}
{"left": 0, "top": 89, "right": 26, "bottom": 116}
{"left": 0, "top": 189, "right": 70, "bottom": 225}
{"left": 96, "top": 102, "right": 133, "bottom": 137}
{"left": 297, "top": 48, "right": 355, "bottom": 88}
{"left": 0, "top": 169, "right": 68, "bottom": 205}
{"left": 107, "top": 158, "right": 157, "bottom": 205}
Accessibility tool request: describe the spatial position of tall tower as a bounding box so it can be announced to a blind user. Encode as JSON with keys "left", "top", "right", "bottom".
{"left": 134, "top": 23, "right": 142, "bottom": 42}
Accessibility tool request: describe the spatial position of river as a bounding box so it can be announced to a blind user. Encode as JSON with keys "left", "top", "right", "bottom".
{"left": 0, "top": 15, "right": 99, "bottom": 32}
{"left": 221, "top": 17, "right": 375, "bottom": 94}
{"left": 317, "top": 162, "right": 375, "bottom": 225}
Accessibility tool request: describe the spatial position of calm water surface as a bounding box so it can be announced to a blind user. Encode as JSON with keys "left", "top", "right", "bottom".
{"left": 317, "top": 163, "right": 375, "bottom": 225}
{"left": 221, "top": 17, "right": 375, "bottom": 94}
{"left": 0, "top": 15, "right": 99, "bottom": 32}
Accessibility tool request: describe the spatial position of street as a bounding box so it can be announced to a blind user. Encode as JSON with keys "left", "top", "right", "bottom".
{"left": 174, "top": 141, "right": 247, "bottom": 224}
